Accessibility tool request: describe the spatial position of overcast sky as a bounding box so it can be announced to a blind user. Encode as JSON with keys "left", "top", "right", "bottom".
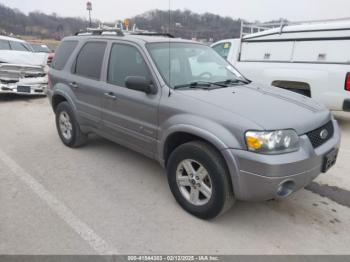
{"left": 1, "top": 0, "right": 350, "bottom": 22}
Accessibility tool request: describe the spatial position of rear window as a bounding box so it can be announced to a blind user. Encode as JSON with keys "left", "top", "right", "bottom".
{"left": 74, "top": 42, "right": 107, "bottom": 80}
{"left": 52, "top": 41, "right": 78, "bottom": 70}
{"left": 0, "top": 40, "right": 10, "bottom": 50}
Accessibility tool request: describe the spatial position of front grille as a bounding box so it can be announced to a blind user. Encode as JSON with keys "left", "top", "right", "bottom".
{"left": 306, "top": 121, "right": 334, "bottom": 148}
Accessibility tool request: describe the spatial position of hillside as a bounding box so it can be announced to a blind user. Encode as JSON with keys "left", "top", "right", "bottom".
{"left": 0, "top": 3, "right": 280, "bottom": 41}
{"left": 0, "top": 3, "right": 95, "bottom": 40}
{"left": 131, "top": 9, "right": 243, "bottom": 41}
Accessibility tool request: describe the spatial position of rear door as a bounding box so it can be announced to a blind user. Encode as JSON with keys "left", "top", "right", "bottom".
{"left": 69, "top": 41, "right": 107, "bottom": 129}
{"left": 100, "top": 42, "right": 161, "bottom": 158}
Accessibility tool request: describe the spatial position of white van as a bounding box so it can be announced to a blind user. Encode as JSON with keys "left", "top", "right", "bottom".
{"left": 212, "top": 20, "right": 350, "bottom": 112}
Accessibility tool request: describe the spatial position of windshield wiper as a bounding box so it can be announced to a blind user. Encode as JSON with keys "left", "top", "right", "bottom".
{"left": 174, "top": 81, "right": 227, "bottom": 90}
{"left": 215, "top": 79, "right": 251, "bottom": 86}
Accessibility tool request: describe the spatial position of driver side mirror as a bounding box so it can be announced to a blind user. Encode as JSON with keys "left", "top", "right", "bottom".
{"left": 125, "top": 76, "right": 157, "bottom": 95}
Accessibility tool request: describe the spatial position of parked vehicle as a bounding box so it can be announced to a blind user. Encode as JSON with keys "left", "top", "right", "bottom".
{"left": 48, "top": 28, "right": 340, "bottom": 219}
{"left": 0, "top": 35, "right": 48, "bottom": 95}
{"left": 29, "top": 42, "right": 55, "bottom": 65}
{"left": 212, "top": 19, "right": 350, "bottom": 112}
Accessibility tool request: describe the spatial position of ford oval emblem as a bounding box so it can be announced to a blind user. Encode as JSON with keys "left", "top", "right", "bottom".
{"left": 320, "top": 129, "right": 329, "bottom": 140}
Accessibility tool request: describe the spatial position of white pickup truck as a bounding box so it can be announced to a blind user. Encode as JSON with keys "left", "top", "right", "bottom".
{"left": 212, "top": 20, "right": 350, "bottom": 112}
{"left": 0, "top": 35, "right": 48, "bottom": 96}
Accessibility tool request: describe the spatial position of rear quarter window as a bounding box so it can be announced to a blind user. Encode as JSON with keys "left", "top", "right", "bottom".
{"left": 74, "top": 41, "right": 107, "bottom": 80}
{"left": 52, "top": 41, "right": 78, "bottom": 70}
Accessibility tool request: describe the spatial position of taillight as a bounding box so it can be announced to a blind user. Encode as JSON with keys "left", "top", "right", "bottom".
{"left": 346, "top": 73, "right": 350, "bottom": 91}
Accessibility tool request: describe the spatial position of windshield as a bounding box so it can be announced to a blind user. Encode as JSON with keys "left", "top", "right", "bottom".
{"left": 147, "top": 42, "right": 243, "bottom": 89}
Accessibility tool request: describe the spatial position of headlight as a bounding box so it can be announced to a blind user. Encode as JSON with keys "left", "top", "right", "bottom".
{"left": 245, "top": 130, "right": 300, "bottom": 154}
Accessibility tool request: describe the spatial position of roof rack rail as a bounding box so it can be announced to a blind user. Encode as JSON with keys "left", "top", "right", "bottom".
{"left": 75, "top": 27, "right": 124, "bottom": 36}
{"left": 129, "top": 32, "right": 175, "bottom": 38}
{"left": 74, "top": 24, "right": 175, "bottom": 38}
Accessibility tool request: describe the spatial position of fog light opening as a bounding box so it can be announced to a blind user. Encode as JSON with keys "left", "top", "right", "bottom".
{"left": 277, "top": 180, "right": 295, "bottom": 198}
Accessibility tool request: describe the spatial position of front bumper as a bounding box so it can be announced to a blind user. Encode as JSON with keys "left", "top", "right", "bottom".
{"left": 223, "top": 119, "right": 341, "bottom": 201}
{"left": 0, "top": 77, "right": 47, "bottom": 96}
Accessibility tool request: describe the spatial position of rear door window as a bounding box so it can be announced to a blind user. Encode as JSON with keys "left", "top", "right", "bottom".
{"left": 52, "top": 41, "right": 78, "bottom": 70}
{"left": 74, "top": 41, "right": 107, "bottom": 80}
{"left": 0, "top": 40, "right": 10, "bottom": 50}
{"left": 9, "top": 41, "right": 30, "bottom": 51}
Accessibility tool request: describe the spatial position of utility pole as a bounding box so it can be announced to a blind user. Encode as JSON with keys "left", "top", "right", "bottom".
{"left": 86, "top": 1, "right": 92, "bottom": 27}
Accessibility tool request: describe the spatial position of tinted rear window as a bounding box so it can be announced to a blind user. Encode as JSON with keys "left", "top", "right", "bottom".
{"left": 0, "top": 40, "right": 10, "bottom": 50}
{"left": 52, "top": 41, "right": 78, "bottom": 70}
{"left": 74, "top": 42, "right": 107, "bottom": 80}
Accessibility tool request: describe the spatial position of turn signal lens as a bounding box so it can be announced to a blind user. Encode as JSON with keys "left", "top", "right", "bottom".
{"left": 246, "top": 136, "right": 263, "bottom": 150}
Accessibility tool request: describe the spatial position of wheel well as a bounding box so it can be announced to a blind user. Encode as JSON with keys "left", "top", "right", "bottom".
{"left": 272, "top": 80, "right": 311, "bottom": 97}
{"left": 164, "top": 132, "right": 220, "bottom": 167}
{"left": 163, "top": 132, "right": 234, "bottom": 195}
{"left": 52, "top": 95, "right": 67, "bottom": 112}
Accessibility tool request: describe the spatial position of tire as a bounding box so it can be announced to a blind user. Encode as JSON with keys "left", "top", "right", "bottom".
{"left": 55, "top": 102, "right": 87, "bottom": 148}
{"left": 167, "top": 141, "right": 235, "bottom": 219}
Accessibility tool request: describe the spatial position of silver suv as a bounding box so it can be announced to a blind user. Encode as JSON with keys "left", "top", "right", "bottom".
{"left": 48, "top": 31, "right": 341, "bottom": 219}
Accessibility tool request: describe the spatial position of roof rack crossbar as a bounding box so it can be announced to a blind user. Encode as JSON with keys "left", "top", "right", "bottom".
{"left": 130, "top": 32, "right": 175, "bottom": 38}
{"left": 75, "top": 28, "right": 124, "bottom": 36}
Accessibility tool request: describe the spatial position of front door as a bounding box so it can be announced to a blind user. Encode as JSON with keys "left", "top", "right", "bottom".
{"left": 101, "top": 43, "right": 161, "bottom": 158}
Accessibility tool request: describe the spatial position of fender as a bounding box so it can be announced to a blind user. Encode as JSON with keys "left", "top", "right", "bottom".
{"left": 52, "top": 81, "right": 76, "bottom": 106}
{"left": 158, "top": 114, "right": 243, "bottom": 164}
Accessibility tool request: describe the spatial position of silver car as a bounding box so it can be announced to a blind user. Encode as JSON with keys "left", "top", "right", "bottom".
{"left": 47, "top": 30, "right": 341, "bottom": 219}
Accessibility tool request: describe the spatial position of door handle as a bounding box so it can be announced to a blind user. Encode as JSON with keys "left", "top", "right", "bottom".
{"left": 69, "top": 82, "right": 79, "bottom": 89}
{"left": 104, "top": 92, "right": 117, "bottom": 100}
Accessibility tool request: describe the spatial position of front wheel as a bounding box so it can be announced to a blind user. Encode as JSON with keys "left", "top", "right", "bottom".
{"left": 167, "top": 141, "right": 234, "bottom": 219}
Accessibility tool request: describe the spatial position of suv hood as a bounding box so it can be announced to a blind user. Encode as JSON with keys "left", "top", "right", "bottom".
{"left": 181, "top": 83, "right": 331, "bottom": 134}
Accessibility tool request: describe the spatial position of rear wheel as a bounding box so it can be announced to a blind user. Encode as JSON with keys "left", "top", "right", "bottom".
{"left": 55, "top": 102, "right": 87, "bottom": 148}
{"left": 167, "top": 141, "right": 234, "bottom": 219}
